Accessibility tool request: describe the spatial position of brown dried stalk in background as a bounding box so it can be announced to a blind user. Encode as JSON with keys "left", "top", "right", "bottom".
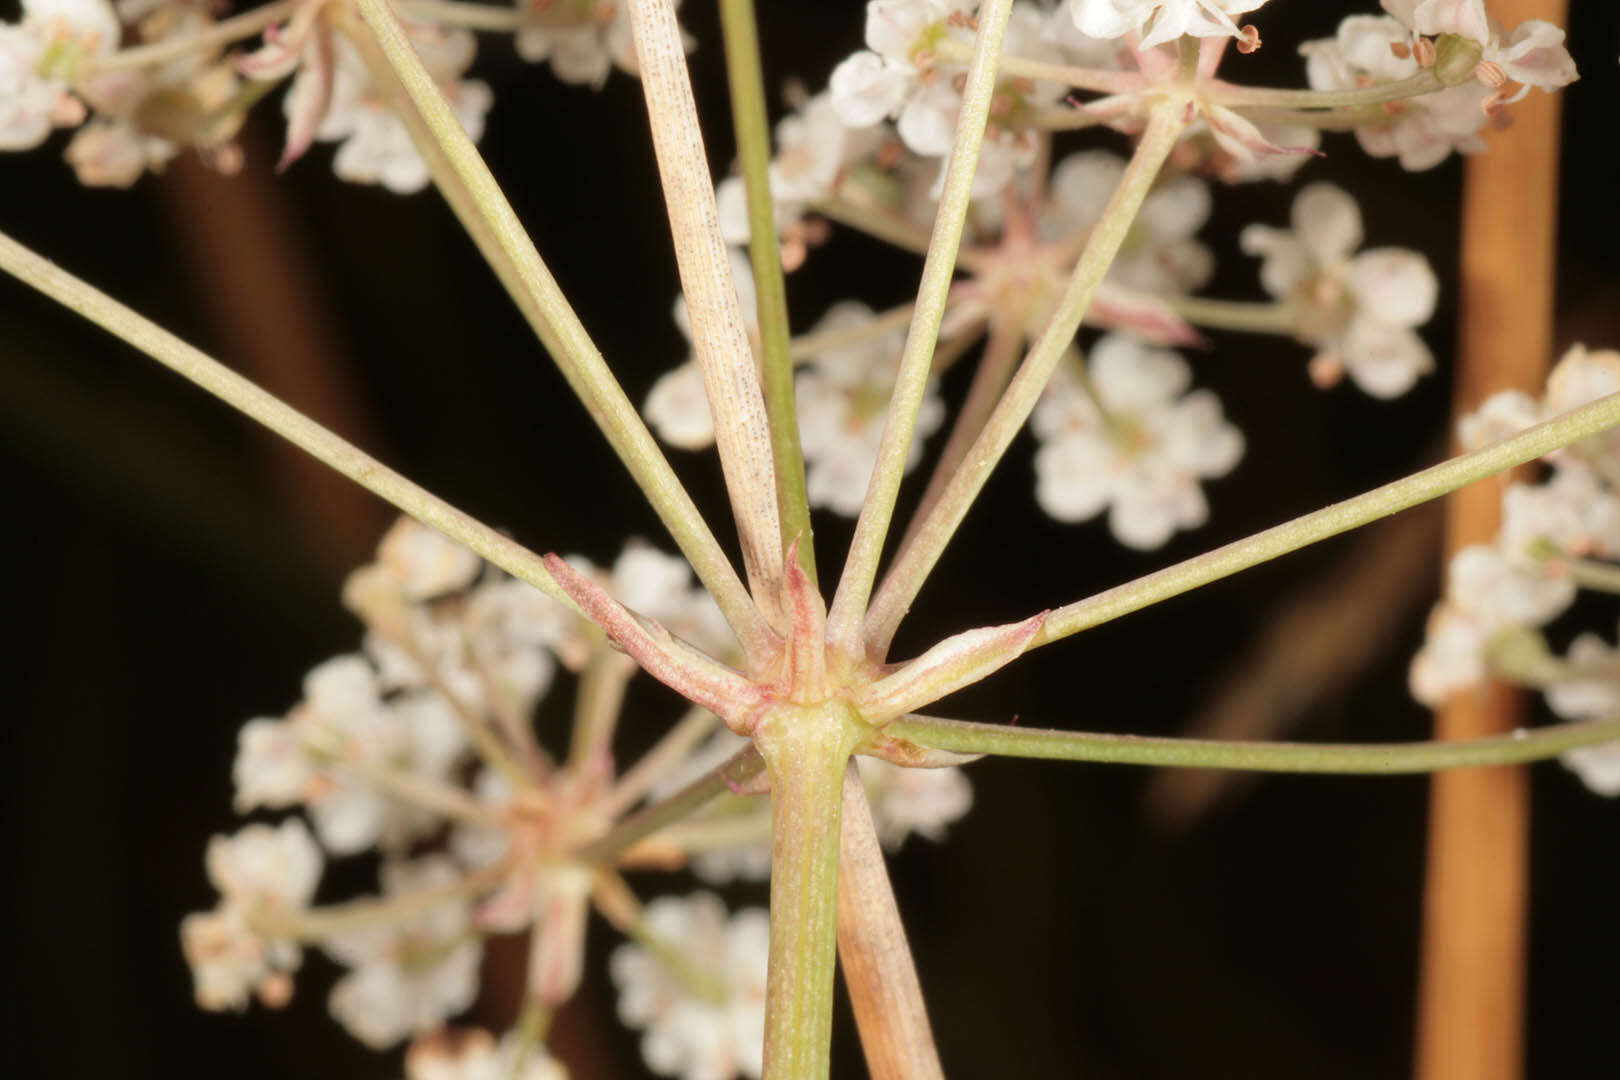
{"left": 1415, "top": 2, "right": 1568, "bottom": 1076}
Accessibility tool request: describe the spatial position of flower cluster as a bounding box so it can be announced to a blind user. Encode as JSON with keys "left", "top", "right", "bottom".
{"left": 1, "top": 0, "right": 690, "bottom": 190}
{"left": 1410, "top": 345, "right": 1620, "bottom": 795}
{"left": 184, "top": 518, "right": 978, "bottom": 1077}
{"left": 633, "top": 0, "right": 1571, "bottom": 551}
{"left": 1241, "top": 182, "right": 1438, "bottom": 398}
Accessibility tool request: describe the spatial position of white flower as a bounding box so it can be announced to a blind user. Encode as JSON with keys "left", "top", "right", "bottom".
{"left": 648, "top": 249, "right": 759, "bottom": 451}
{"left": 1044, "top": 150, "right": 1213, "bottom": 296}
{"left": 611, "top": 541, "right": 738, "bottom": 661}
{"left": 828, "top": 49, "right": 911, "bottom": 129}
{"left": 325, "top": 856, "right": 484, "bottom": 1049}
{"left": 830, "top": 2, "right": 1050, "bottom": 198}
{"left": 1560, "top": 741, "right": 1620, "bottom": 797}
{"left": 1, "top": 0, "right": 118, "bottom": 150}
{"left": 856, "top": 758, "right": 973, "bottom": 849}
{"left": 233, "top": 655, "right": 469, "bottom": 855}
{"left": 463, "top": 577, "right": 570, "bottom": 711}
{"left": 181, "top": 819, "right": 323, "bottom": 1012}
{"left": 1460, "top": 346, "right": 1620, "bottom": 469}
{"left": 1543, "top": 344, "right": 1620, "bottom": 469}
{"left": 1380, "top": 0, "right": 1577, "bottom": 100}
{"left": 1447, "top": 543, "right": 1572, "bottom": 627}
{"left": 377, "top": 518, "right": 483, "bottom": 601}
{"left": 406, "top": 1027, "right": 569, "bottom": 1080}
{"left": 1031, "top": 334, "right": 1242, "bottom": 549}
{"left": 1240, "top": 182, "right": 1437, "bottom": 398}
{"left": 1458, "top": 389, "right": 1541, "bottom": 450}
{"left": 609, "top": 893, "right": 768, "bottom": 1080}
{"left": 1409, "top": 601, "right": 1494, "bottom": 706}
{"left": 287, "top": 34, "right": 492, "bottom": 195}
{"left": 1301, "top": 16, "right": 1491, "bottom": 172}
{"left": 1069, "top": 0, "right": 1268, "bottom": 49}
{"left": 1546, "top": 627, "right": 1620, "bottom": 724}
{"left": 1499, "top": 467, "right": 1620, "bottom": 564}
{"left": 646, "top": 360, "right": 716, "bottom": 451}
{"left": 795, "top": 300, "right": 942, "bottom": 517}
{"left": 516, "top": 0, "right": 686, "bottom": 87}
{"left": 1409, "top": 540, "right": 1576, "bottom": 706}
{"left": 1540, "top": 624, "right": 1620, "bottom": 797}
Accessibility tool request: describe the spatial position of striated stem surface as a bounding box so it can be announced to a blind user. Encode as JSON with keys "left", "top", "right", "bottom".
{"left": 837, "top": 764, "right": 944, "bottom": 1080}
{"left": 627, "top": 0, "right": 786, "bottom": 627}
{"left": 755, "top": 705, "right": 862, "bottom": 1080}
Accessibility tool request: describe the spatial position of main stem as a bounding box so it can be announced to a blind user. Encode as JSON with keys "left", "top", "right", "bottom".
{"left": 755, "top": 705, "right": 863, "bottom": 1080}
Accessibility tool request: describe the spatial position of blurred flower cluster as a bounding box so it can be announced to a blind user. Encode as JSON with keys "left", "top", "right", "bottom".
{"left": 183, "top": 519, "right": 973, "bottom": 1076}
{"left": 1412, "top": 345, "right": 1620, "bottom": 796}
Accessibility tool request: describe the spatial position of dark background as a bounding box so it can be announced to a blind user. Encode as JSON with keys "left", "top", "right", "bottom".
{"left": 4, "top": 1, "right": 1619, "bottom": 1076}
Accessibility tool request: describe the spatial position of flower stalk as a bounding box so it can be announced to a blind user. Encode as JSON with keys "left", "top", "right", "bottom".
{"left": 885, "top": 715, "right": 1620, "bottom": 773}
{"left": 1028, "top": 390, "right": 1620, "bottom": 650}
{"left": 345, "top": 0, "right": 777, "bottom": 667}
{"left": 837, "top": 764, "right": 944, "bottom": 1080}
{"left": 626, "top": 0, "right": 787, "bottom": 630}
{"left": 717, "top": 0, "right": 817, "bottom": 586}
{"left": 0, "top": 228, "right": 582, "bottom": 615}
{"left": 825, "top": 0, "right": 1016, "bottom": 657}
{"left": 863, "top": 102, "right": 1189, "bottom": 658}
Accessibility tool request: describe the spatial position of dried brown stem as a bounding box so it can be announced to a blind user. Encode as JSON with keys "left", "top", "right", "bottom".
{"left": 1415, "top": 6, "right": 1566, "bottom": 1077}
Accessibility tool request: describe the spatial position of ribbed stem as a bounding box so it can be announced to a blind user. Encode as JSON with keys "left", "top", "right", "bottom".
{"left": 755, "top": 705, "right": 863, "bottom": 1080}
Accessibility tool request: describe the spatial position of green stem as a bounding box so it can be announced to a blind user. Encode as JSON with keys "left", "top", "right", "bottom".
{"left": 1020, "top": 106, "right": 1107, "bottom": 132}
{"left": 1029, "top": 391, "right": 1620, "bottom": 649}
{"left": 1206, "top": 70, "right": 1444, "bottom": 110}
{"left": 91, "top": 0, "right": 298, "bottom": 73}
{"left": 1562, "top": 555, "right": 1620, "bottom": 594}
{"left": 1170, "top": 295, "right": 1299, "bottom": 336}
{"left": 789, "top": 301, "right": 916, "bottom": 361}
{"left": 397, "top": 0, "right": 588, "bottom": 31}
{"left": 593, "top": 870, "right": 730, "bottom": 1005}
{"left": 897, "top": 301, "right": 1026, "bottom": 554}
{"left": 567, "top": 637, "right": 637, "bottom": 773}
{"left": 862, "top": 103, "right": 1188, "bottom": 659}
{"left": 824, "top": 0, "right": 1016, "bottom": 658}
{"left": 266, "top": 859, "right": 510, "bottom": 942}
{"left": 343, "top": 0, "right": 776, "bottom": 670}
{"left": 755, "top": 705, "right": 863, "bottom": 1080}
{"left": 603, "top": 705, "right": 721, "bottom": 817}
{"left": 718, "top": 0, "right": 817, "bottom": 587}
{"left": 0, "top": 228, "right": 583, "bottom": 616}
{"left": 932, "top": 37, "right": 1139, "bottom": 95}
{"left": 810, "top": 195, "right": 994, "bottom": 274}
{"left": 573, "top": 745, "right": 765, "bottom": 864}
{"left": 883, "top": 714, "right": 1620, "bottom": 773}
